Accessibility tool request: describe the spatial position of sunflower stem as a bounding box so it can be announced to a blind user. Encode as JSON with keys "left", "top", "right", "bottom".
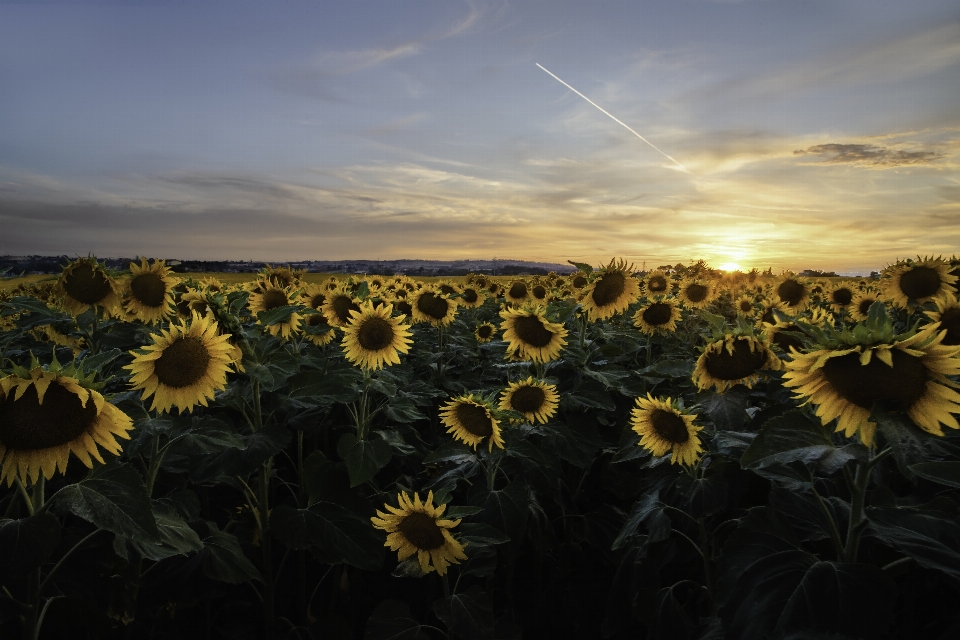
{"left": 15, "top": 478, "right": 34, "bottom": 516}
{"left": 442, "top": 573, "right": 452, "bottom": 599}
{"left": 843, "top": 448, "right": 891, "bottom": 563}
{"left": 259, "top": 459, "right": 275, "bottom": 639}
{"left": 809, "top": 476, "right": 845, "bottom": 562}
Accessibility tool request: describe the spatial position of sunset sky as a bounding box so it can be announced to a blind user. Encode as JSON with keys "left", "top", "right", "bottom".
{"left": 1, "top": 0, "right": 958, "bottom": 274}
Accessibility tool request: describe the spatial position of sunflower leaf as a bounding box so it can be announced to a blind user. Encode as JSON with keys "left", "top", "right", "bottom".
{"left": 456, "top": 522, "right": 510, "bottom": 547}
{"left": 51, "top": 462, "right": 161, "bottom": 543}
{"left": 740, "top": 411, "right": 836, "bottom": 471}
{"left": 865, "top": 506, "right": 960, "bottom": 583}
{"left": 113, "top": 500, "right": 203, "bottom": 561}
{"left": 908, "top": 461, "right": 960, "bottom": 488}
{"left": 256, "top": 304, "right": 300, "bottom": 327}
{"left": 272, "top": 502, "right": 384, "bottom": 571}
{"left": 612, "top": 491, "right": 670, "bottom": 550}
{"left": 567, "top": 261, "right": 593, "bottom": 275}
{"left": 337, "top": 433, "right": 392, "bottom": 488}
{"left": 432, "top": 585, "right": 495, "bottom": 640}
{"left": 198, "top": 521, "right": 263, "bottom": 584}
{"left": 365, "top": 599, "right": 431, "bottom": 639}
{"left": 0, "top": 514, "right": 61, "bottom": 583}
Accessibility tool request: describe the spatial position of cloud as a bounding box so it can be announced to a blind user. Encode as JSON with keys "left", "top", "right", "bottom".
{"left": 793, "top": 143, "right": 944, "bottom": 167}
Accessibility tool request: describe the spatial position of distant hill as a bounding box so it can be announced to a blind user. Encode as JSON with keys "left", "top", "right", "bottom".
{"left": 0, "top": 255, "right": 576, "bottom": 277}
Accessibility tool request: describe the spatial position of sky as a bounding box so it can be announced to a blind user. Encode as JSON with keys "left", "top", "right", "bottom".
{"left": 1, "top": 0, "right": 959, "bottom": 274}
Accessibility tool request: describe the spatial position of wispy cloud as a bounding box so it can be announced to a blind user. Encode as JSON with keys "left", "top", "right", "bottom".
{"left": 793, "top": 143, "right": 945, "bottom": 167}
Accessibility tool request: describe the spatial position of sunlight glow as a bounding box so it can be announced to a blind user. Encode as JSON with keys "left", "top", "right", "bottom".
{"left": 718, "top": 262, "right": 743, "bottom": 272}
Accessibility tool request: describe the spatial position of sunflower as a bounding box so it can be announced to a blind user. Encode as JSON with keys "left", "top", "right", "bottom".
{"left": 692, "top": 334, "right": 782, "bottom": 393}
{"left": 530, "top": 282, "right": 549, "bottom": 302}
{"left": 735, "top": 295, "right": 758, "bottom": 317}
{"left": 300, "top": 285, "right": 327, "bottom": 313}
{"left": 643, "top": 270, "right": 671, "bottom": 296}
{"left": 249, "top": 285, "right": 301, "bottom": 339}
{"left": 179, "top": 289, "right": 215, "bottom": 320}
{"left": 568, "top": 272, "right": 589, "bottom": 290}
{"left": 499, "top": 305, "right": 568, "bottom": 363}
{"left": 881, "top": 257, "right": 957, "bottom": 307}
{"left": 633, "top": 297, "right": 682, "bottom": 335}
{"left": 322, "top": 287, "right": 362, "bottom": 328}
{"left": 757, "top": 299, "right": 792, "bottom": 327}
{"left": 505, "top": 280, "right": 530, "bottom": 305}
{"left": 371, "top": 490, "right": 468, "bottom": 576}
{"left": 825, "top": 283, "right": 856, "bottom": 314}
{"left": 926, "top": 293, "right": 960, "bottom": 346}
{"left": 849, "top": 292, "right": 881, "bottom": 322}
{"left": 581, "top": 259, "right": 642, "bottom": 321}
{"left": 678, "top": 278, "right": 715, "bottom": 310}
{"left": 772, "top": 274, "right": 811, "bottom": 312}
{"left": 122, "top": 258, "right": 178, "bottom": 324}
{"left": 765, "top": 321, "right": 806, "bottom": 356}
{"left": 55, "top": 257, "right": 122, "bottom": 316}
{"left": 125, "top": 312, "right": 236, "bottom": 414}
{"left": 629, "top": 394, "right": 703, "bottom": 466}
{"left": 259, "top": 264, "right": 304, "bottom": 290}
{"left": 475, "top": 322, "right": 497, "bottom": 343}
{"left": 411, "top": 288, "right": 458, "bottom": 327}
{"left": 440, "top": 394, "right": 505, "bottom": 452}
{"left": 340, "top": 302, "right": 413, "bottom": 370}
{"left": 435, "top": 280, "right": 459, "bottom": 297}
{"left": 0, "top": 363, "right": 134, "bottom": 486}
{"left": 783, "top": 324, "right": 960, "bottom": 445}
{"left": 199, "top": 276, "right": 224, "bottom": 293}
{"left": 498, "top": 377, "right": 559, "bottom": 424}
{"left": 459, "top": 285, "right": 485, "bottom": 309}
{"left": 32, "top": 324, "right": 86, "bottom": 355}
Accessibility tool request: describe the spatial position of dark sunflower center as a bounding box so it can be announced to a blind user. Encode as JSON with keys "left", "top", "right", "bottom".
{"left": 307, "top": 313, "right": 329, "bottom": 327}
{"left": 858, "top": 299, "right": 875, "bottom": 316}
{"left": 416, "top": 293, "right": 449, "bottom": 320}
{"left": 939, "top": 308, "right": 960, "bottom": 346}
{"left": 822, "top": 349, "right": 927, "bottom": 410}
{"left": 513, "top": 315, "right": 553, "bottom": 348}
{"left": 64, "top": 264, "right": 112, "bottom": 304}
{"left": 477, "top": 325, "right": 493, "bottom": 339}
{"left": 261, "top": 289, "right": 288, "bottom": 311}
{"left": 270, "top": 274, "right": 293, "bottom": 288}
{"left": 831, "top": 288, "right": 853, "bottom": 305}
{"left": 309, "top": 294, "right": 326, "bottom": 309}
{"left": 704, "top": 338, "right": 768, "bottom": 381}
{"left": 777, "top": 279, "right": 806, "bottom": 306}
{"left": 510, "top": 386, "right": 546, "bottom": 414}
{"left": 647, "top": 276, "right": 668, "bottom": 293}
{"left": 455, "top": 402, "right": 493, "bottom": 437}
{"left": 761, "top": 308, "right": 777, "bottom": 324}
{"left": 332, "top": 296, "right": 360, "bottom": 323}
{"left": 357, "top": 317, "right": 394, "bottom": 351}
{"left": 191, "top": 301, "right": 209, "bottom": 316}
{"left": 475, "top": 278, "right": 488, "bottom": 288}
{"left": 572, "top": 275, "right": 588, "bottom": 288}
{"left": 0, "top": 382, "right": 98, "bottom": 450}
{"left": 685, "top": 284, "right": 709, "bottom": 303}
{"left": 772, "top": 325, "right": 804, "bottom": 353}
{"left": 153, "top": 336, "right": 211, "bottom": 388}
{"left": 592, "top": 271, "right": 626, "bottom": 307}
{"left": 398, "top": 512, "right": 445, "bottom": 551}
{"left": 462, "top": 288, "right": 479, "bottom": 304}
{"left": 649, "top": 408, "right": 689, "bottom": 445}
{"left": 643, "top": 303, "right": 673, "bottom": 326}
{"left": 532, "top": 285, "right": 547, "bottom": 300}
{"left": 439, "top": 284, "right": 457, "bottom": 295}
{"left": 738, "top": 300, "right": 753, "bottom": 313}
{"left": 395, "top": 301, "right": 413, "bottom": 316}
{"left": 898, "top": 267, "right": 942, "bottom": 300}
{"left": 130, "top": 272, "right": 167, "bottom": 307}
{"left": 508, "top": 283, "right": 528, "bottom": 299}
{"left": 395, "top": 289, "right": 408, "bottom": 299}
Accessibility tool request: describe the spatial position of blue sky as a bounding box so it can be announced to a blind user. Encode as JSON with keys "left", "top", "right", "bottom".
{"left": 1, "top": 0, "right": 958, "bottom": 273}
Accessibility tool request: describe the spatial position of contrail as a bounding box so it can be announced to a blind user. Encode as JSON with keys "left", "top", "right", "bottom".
{"left": 536, "top": 63, "right": 689, "bottom": 173}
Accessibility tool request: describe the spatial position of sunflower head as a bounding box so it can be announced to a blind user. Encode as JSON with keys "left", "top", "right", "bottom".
{"left": 643, "top": 270, "right": 672, "bottom": 296}
{"left": 459, "top": 286, "right": 485, "bottom": 309}
{"left": 411, "top": 288, "right": 459, "bottom": 327}
{"left": 735, "top": 295, "right": 757, "bottom": 317}
{"left": 55, "top": 257, "right": 122, "bottom": 316}
{"left": 122, "top": 258, "right": 178, "bottom": 324}
{"left": 475, "top": 322, "right": 497, "bottom": 344}
{"left": 678, "top": 278, "right": 715, "bottom": 310}
{"left": 630, "top": 394, "right": 703, "bottom": 466}
{"left": 322, "top": 287, "right": 362, "bottom": 328}
{"left": 371, "top": 491, "right": 468, "bottom": 576}
{"left": 826, "top": 283, "right": 856, "bottom": 313}
{"left": 505, "top": 280, "right": 530, "bottom": 305}
{"left": 498, "top": 377, "right": 560, "bottom": 424}
{"left": 258, "top": 264, "right": 304, "bottom": 290}
{"left": 693, "top": 333, "right": 782, "bottom": 393}
{"left": 340, "top": 302, "right": 413, "bottom": 370}
{"left": 249, "top": 285, "right": 302, "bottom": 339}
{"left": 926, "top": 292, "right": 960, "bottom": 346}
{"left": 440, "top": 394, "right": 505, "bottom": 452}
{"left": 499, "top": 305, "right": 568, "bottom": 363}
{"left": 0, "top": 355, "right": 134, "bottom": 486}
{"left": 881, "top": 257, "right": 957, "bottom": 307}
{"left": 125, "top": 312, "right": 236, "bottom": 414}
{"left": 582, "top": 259, "right": 641, "bottom": 321}
{"left": 772, "top": 274, "right": 810, "bottom": 311}
{"left": 632, "top": 297, "right": 682, "bottom": 335}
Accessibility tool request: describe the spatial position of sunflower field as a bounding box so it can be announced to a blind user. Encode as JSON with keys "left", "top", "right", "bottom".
{"left": 1, "top": 255, "right": 960, "bottom": 639}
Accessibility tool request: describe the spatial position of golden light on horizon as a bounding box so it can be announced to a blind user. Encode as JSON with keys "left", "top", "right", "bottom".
{"left": 718, "top": 262, "right": 743, "bottom": 272}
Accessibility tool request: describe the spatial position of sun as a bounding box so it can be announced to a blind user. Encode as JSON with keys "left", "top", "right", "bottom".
{"left": 718, "top": 262, "right": 743, "bottom": 272}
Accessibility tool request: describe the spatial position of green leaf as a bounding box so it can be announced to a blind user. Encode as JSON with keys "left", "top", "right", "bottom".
{"left": 612, "top": 491, "right": 670, "bottom": 550}
{"left": 256, "top": 304, "right": 300, "bottom": 326}
{"left": 432, "top": 586, "right": 494, "bottom": 640}
{"left": 365, "top": 600, "right": 431, "bottom": 640}
{"left": 198, "top": 522, "right": 263, "bottom": 584}
{"left": 741, "top": 411, "right": 849, "bottom": 472}
{"left": 423, "top": 440, "right": 477, "bottom": 465}
{"left": 0, "top": 514, "right": 61, "bottom": 582}
{"left": 287, "top": 370, "right": 362, "bottom": 404}
{"left": 567, "top": 261, "right": 593, "bottom": 275}
{"left": 52, "top": 463, "right": 161, "bottom": 542}
{"left": 456, "top": 522, "right": 510, "bottom": 547}
{"left": 78, "top": 348, "right": 123, "bottom": 378}
{"left": 874, "top": 407, "right": 942, "bottom": 480}
{"left": 909, "top": 461, "right": 960, "bottom": 488}
{"left": 444, "top": 505, "right": 482, "bottom": 519}
{"left": 866, "top": 506, "right": 960, "bottom": 582}
{"left": 473, "top": 483, "right": 527, "bottom": 544}
{"left": 697, "top": 389, "right": 749, "bottom": 431}
{"left": 337, "top": 433, "right": 392, "bottom": 487}
{"left": 271, "top": 501, "right": 384, "bottom": 571}
{"left": 113, "top": 500, "right": 204, "bottom": 561}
